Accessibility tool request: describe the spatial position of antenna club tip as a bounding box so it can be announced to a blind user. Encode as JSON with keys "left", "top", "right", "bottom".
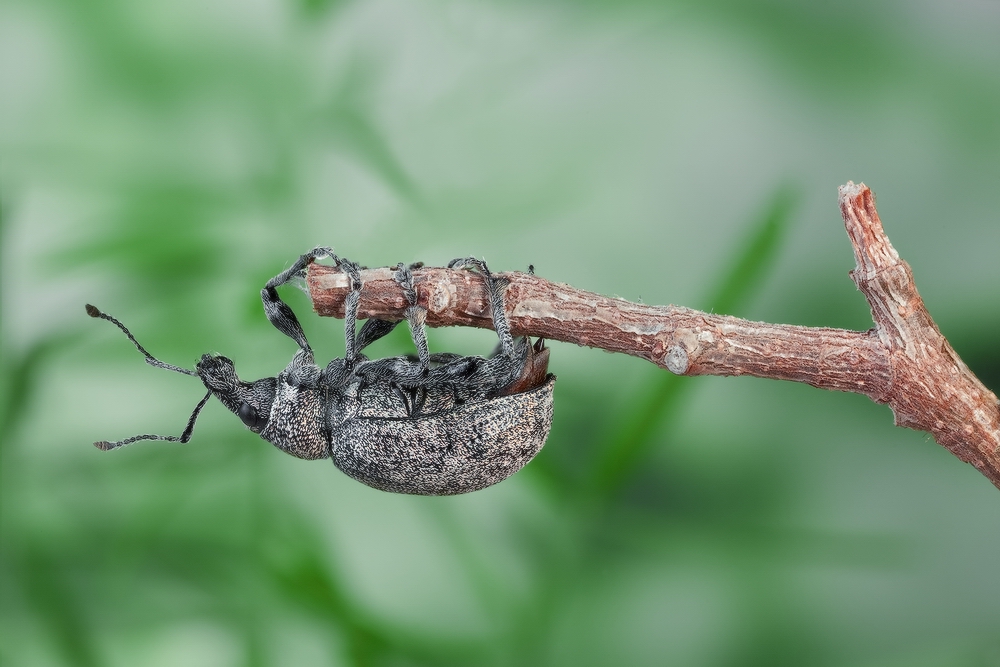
{"left": 85, "top": 304, "right": 101, "bottom": 318}
{"left": 94, "top": 440, "right": 114, "bottom": 451}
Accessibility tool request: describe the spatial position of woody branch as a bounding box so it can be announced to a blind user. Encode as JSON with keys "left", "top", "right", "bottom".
{"left": 308, "top": 183, "right": 1000, "bottom": 489}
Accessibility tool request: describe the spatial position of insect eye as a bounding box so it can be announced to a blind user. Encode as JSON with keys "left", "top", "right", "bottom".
{"left": 238, "top": 402, "right": 267, "bottom": 431}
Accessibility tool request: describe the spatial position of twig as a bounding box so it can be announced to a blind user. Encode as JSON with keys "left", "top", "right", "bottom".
{"left": 307, "top": 182, "right": 1000, "bottom": 490}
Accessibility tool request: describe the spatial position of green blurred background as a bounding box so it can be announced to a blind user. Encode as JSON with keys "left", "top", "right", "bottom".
{"left": 2, "top": 0, "right": 999, "bottom": 665}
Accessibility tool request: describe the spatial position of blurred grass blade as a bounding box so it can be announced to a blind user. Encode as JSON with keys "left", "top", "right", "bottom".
{"left": 586, "top": 373, "right": 685, "bottom": 497}
{"left": 706, "top": 185, "right": 798, "bottom": 316}
{"left": 264, "top": 513, "right": 484, "bottom": 666}
{"left": 326, "top": 61, "right": 423, "bottom": 209}
{"left": 329, "top": 106, "right": 424, "bottom": 209}
{"left": 20, "top": 547, "right": 102, "bottom": 667}
{"left": 587, "top": 185, "right": 799, "bottom": 496}
{"left": 0, "top": 335, "right": 73, "bottom": 444}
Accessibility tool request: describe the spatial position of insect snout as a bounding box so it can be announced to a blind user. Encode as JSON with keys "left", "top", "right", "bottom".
{"left": 196, "top": 353, "right": 231, "bottom": 371}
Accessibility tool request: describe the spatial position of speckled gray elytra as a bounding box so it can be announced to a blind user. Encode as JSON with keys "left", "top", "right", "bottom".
{"left": 87, "top": 248, "right": 555, "bottom": 495}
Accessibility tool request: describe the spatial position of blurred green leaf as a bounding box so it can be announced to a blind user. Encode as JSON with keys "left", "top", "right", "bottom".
{"left": 17, "top": 544, "right": 101, "bottom": 667}
{"left": 323, "top": 60, "right": 425, "bottom": 209}
{"left": 586, "top": 185, "right": 797, "bottom": 496}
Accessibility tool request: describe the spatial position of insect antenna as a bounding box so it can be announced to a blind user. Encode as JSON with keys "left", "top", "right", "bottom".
{"left": 86, "top": 304, "right": 196, "bottom": 376}
{"left": 87, "top": 304, "right": 209, "bottom": 449}
{"left": 94, "top": 390, "right": 212, "bottom": 450}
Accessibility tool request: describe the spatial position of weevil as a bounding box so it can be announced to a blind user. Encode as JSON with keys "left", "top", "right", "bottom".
{"left": 87, "top": 248, "right": 555, "bottom": 495}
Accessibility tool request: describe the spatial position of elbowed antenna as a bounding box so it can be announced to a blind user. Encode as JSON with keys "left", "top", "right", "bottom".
{"left": 93, "top": 390, "right": 212, "bottom": 450}
{"left": 86, "top": 304, "right": 208, "bottom": 449}
{"left": 86, "top": 304, "right": 197, "bottom": 376}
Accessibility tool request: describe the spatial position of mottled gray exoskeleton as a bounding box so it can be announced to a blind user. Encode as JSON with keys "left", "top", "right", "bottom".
{"left": 87, "top": 248, "right": 555, "bottom": 495}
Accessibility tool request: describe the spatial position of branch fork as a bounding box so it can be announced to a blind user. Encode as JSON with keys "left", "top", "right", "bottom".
{"left": 307, "top": 183, "right": 1000, "bottom": 489}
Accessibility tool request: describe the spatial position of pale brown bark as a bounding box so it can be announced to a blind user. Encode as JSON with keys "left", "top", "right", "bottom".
{"left": 307, "top": 182, "right": 1000, "bottom": 490}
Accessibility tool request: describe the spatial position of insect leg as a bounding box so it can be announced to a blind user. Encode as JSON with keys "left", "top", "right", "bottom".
{"left": 447, "top": 257, "right": 514, "bottom": 358}
{"left": 261, "top": 247, "right": 336, "bottom": 356}
{"left": 355, "top": 319, "right": 400, "bottom": 353}
{"left": 394, "top": 263, "right": 430, "bottom": 370}
{"left": 354, "top": 262, "right": 424, "bottom": 353}
{"left": 337, "top": 257, "right": 363, "bottom": 364}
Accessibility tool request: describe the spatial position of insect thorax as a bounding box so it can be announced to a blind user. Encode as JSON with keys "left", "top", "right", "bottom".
{"left": 261, "top": 379, "right": 329, "bottom": 460}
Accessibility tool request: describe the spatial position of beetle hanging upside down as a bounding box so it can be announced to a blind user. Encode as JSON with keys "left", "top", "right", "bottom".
{"left": 87, "top": 248, "right": 555, "bottom": 495}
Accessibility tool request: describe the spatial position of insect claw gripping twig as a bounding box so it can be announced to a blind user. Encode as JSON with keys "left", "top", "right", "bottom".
{"left": 447, "top": 257, "right": 515, "bottom": 359}
{"left": 394, "top": 262, "right": 430, "bottom": 371}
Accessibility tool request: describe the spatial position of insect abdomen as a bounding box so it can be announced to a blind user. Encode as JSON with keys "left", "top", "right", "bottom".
{"left": 330, "top": 376, "right": 555, "bottom": 495}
